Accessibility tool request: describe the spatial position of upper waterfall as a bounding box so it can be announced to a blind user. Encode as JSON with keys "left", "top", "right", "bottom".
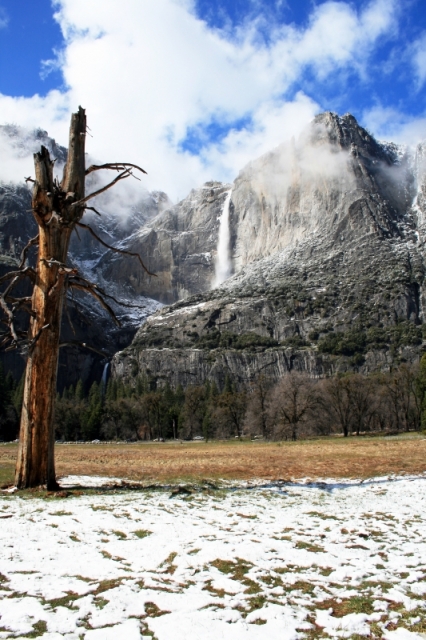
{"left": 214, "top": 190, "right": 232, "bottom": 287}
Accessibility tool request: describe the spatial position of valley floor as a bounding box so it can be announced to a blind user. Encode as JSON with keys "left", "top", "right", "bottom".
{"left": 0, "top": 475, "right": 426, "bottom": 639}
{"left": 2, "top": 435, "right": 426, "bottom": 486}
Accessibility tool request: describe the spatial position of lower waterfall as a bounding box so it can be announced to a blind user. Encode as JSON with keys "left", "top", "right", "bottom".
{"left": 101, "top": 362, "right": 110, "bottom": 397}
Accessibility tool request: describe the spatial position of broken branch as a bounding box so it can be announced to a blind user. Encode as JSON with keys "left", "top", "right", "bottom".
{"left": 76, "top": 221, "right": 155, "bottom": 276}
{"left": 67, "top": 279, "right": 121, "bottom": 327}
{"left": 85, "top": 162, "right": 147, "bottom": 176}
{"left": 0, "top": 267, "right": 36, "bottom": 286}
{"left": 19, "top": 235, "right": 39, "bottom": 269}
{"left": 72, "top": 168, "right": 133, "bottom": 207}
{"left": 28, "top": 324, "right": 50, "bottom": 353}
{"left": 84, "top": 206, "right": 102, "bottom": 217}
{"left": 59, "top": 341, "right": 111, "bottom": 358}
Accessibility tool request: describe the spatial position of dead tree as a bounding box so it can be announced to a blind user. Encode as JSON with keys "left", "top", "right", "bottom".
{"left": 0, "top": 107, "right": 150, "bottom": 489}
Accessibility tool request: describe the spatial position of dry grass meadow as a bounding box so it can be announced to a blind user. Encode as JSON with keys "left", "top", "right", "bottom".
{"left": 1, "top": 434, "right": 426, "bottom": 486}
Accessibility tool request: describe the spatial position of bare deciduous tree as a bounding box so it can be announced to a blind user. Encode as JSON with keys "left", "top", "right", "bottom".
{"left": 181, "top": 386, "right": 206, "bottom": 440}
{"left": 213, "top": 391, "right": 247, "bottom": 439}
{"left": 244, "top": 374, "right": 272, "bottom": 438}
{"left": 346, "top": 374, "right": 376, "bottom": 436}
{"left": 321, "top": 375, "right": 353, "bottom": 437}
{"left": 269, "top": 372, "right": 317, "bottom": 441}
{"left": 0, "top": 107, "right": 150, "bottom": 489}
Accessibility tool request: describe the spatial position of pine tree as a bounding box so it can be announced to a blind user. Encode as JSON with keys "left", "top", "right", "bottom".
{"left": 82, "top": 381, "right": 102, "bottom": 440}
{"left": 75, "top": 379, "right": 85, "bottom": 401}
{"left": 209, "top": 381, "right": 219, "bottom": 399}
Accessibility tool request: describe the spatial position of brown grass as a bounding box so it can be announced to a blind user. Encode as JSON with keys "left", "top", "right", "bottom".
{"left": 1, "top": 435, "right": 426, "bottom": 485}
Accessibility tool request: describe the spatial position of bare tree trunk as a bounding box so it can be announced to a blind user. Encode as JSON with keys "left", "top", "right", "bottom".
{"left": 15, "top": 109, "right": 86, "bottom": 489}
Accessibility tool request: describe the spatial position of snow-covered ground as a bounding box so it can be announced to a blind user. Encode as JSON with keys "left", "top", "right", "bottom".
{"left": 1, "top": 475, "right": 426, "bottom": 639}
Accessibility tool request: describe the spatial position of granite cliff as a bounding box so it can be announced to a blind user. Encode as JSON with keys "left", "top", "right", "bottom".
{"left": 96, "top": 181, "right": 231, "bottom": 304}
{"left": 112, "top": 113, "right": 426, "bottom": 388}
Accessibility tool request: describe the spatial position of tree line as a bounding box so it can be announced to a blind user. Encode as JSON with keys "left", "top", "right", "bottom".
{"left": 49, "top": 357, "right": 426, "bottom": 442}
{"left": 2, "top": 359, "right": 426, "bottom": 443}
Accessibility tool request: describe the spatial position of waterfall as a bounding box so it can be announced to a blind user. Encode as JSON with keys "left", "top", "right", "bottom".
{"left": 214, "top": 190, "right": 232, "bottom": 287}
{"left": 101, "top": 362, "right": 110, "bottom": 397}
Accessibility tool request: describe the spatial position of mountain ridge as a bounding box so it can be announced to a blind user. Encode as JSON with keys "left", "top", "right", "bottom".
{"left": 111, "top": 111, "right": 426, "bottom": 389}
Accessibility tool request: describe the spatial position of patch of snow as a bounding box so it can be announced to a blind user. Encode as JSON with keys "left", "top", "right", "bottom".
{"left": 59, "top": 475, "right": 127, "bottom": 488}
{"left": 384, "top": 630, "right": 426, "bottom": 640}
{"left": 0, "top": 475, "right": 425, "bottom": 638}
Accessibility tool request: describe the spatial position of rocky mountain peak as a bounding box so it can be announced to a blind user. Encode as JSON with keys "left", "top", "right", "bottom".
{"left": 0, "top": 124, "right": 68, "bottom": 165}
{"left": 111, "top": 112, "right": 426, "bottom": 389}
{"left": 312, "top": 112, "right": 390, "bottom": 158}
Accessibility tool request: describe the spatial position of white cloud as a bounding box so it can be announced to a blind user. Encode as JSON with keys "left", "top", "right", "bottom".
{"left": 0, "top": 0, "right": 399, "bottom": 199}
{"left": 363, "top": 104, "right": 426, "bottom": 146}
{"left": 412, "top": 32, "right": 426, "bottom": 90}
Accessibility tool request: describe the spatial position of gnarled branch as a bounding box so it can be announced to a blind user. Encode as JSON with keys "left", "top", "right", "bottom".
{"left": 0, "top": 267, "right": 36, "bottom": 286}
{"left": 67, "top": 278, "right": 120, "bottom": 327}
{"left": 86, "top": 162, "right": 147, "bottom": 176}
{"left": 19, "top": 235, "right": 39, "bottom": 269}
{"left": 72, "top": 168, "right": 133, "bottom": 207}
{"left": 0, "top": 295, "right": 19, "bottom": 344}
{"left": 76, "top": 221, "right": 155, "bottom": 276}
{"left": 59, "top": 341, "right": 111, "bottom": 358}
{"left": 84, "top": 205, "right": 102, "bottom": 217}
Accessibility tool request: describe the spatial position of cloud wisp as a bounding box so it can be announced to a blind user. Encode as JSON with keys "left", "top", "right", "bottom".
{"left": 0, "top": 6, "right": 8, "bottom": 30}
{"left": 413, "top": 33, "right": 426, "bottom": 91}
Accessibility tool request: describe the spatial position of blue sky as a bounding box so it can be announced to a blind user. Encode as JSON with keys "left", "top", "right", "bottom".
{"left": 0, "top": 0, "right": 425, "bottom": 197}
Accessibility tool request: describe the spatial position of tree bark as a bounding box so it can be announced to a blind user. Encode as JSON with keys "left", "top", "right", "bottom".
{"left": 15, "top": 108, "right": 86, "bottom": 489}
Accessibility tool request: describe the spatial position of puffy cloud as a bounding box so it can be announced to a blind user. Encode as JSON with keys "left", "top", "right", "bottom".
{"left": 363, "top": 104, "right": 426, "bottom": 146}
{"left": 0, "top": 0, "right": 399, "bottom": 199}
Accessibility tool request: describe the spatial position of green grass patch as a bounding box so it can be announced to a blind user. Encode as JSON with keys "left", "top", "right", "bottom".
{"left": 93, "top": 596, "right": 109, "bottom": 609}
{"left": 211, "top": 558, "right": 253, "bottom": 581}
{"left": 92, "top": 578, "right": 125, "bottom": 595}
{"left": 295, "top": 541, "right": 325, "bottom": 553}
{"left": 112, "top": 530, "right": 127, "bottom": 539}
{"left": 134, "top": 529, "right": 151, "bottom": 539}
{"left": 22, "top": 620, "right": 47, "bottom": 638}
{"left": 287, "top": 580, "right": 316, "bottom": 595}
{"left": 144, "top": 601, "right": 171, "bottom": 618}
{"left": 160, "top": 552, "right": 178, "bottom": 575}
{"left": 314, "top": 595, "right": 374, "bottom": 616}
{"left": 45, "top": 592, "right": 81, "bottom": 610}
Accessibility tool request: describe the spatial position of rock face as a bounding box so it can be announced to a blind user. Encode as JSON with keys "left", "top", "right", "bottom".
{"left": 97, "top": 181, "right": 231, "bottom": 304}
{"left": 113, "top": 113, "right": 426, "bottom": 388}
